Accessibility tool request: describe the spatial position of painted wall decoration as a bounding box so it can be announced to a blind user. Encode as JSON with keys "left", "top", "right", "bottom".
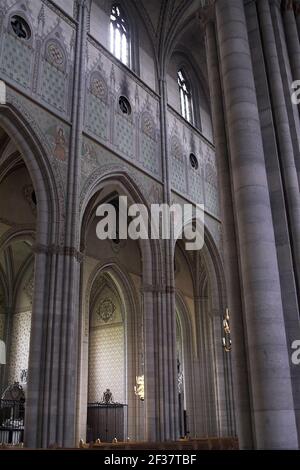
{"left": 47, "top": 124, "right": 69, "bottom": 162}
{"left": 89, "top": 283, "right": 125, "bottom": 403}
{"left": 8, "top": 310, "right": 31, "bottom": 385}
{"left": 53, "top": 127, "right": 67, "bottom": 161}
{"left": 170, "top": 133, "right": 187, "bottom": 194}
{"left": 0, "top": 0, "right": 76, "bottom": 117}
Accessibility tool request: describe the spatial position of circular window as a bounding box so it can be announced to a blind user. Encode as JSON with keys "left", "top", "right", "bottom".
{"left": 11, "top": 15, "right": 31, "bottom": 40}
{"left": 119, "top": 96, "right": 131, "bottom": 115}
{"left": 190, "top": 153, "right": 199, "bottom": 170}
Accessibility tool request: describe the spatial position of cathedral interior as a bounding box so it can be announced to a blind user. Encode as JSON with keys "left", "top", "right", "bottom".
{"left": 0, "top": 0, "right": 300, "bottom": 450}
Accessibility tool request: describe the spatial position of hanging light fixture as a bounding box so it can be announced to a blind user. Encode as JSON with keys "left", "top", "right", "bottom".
{"left": 134, "top": 375, "right": 144, "bottom": 401}
{"left": 222, "top": 308, "right": 232, "bottom": 352}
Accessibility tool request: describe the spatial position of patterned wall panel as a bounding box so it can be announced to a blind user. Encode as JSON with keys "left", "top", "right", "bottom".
{"left": 41, "top": 59, "right": 66, "bottom": 110}
{"left": 168, "top": 110, "right": 219, "bottom": 218}
{"left": 188, "top": 165, "right": 204, "bottom": 206}
{"left": 1, "top": 23, "right": 33, "bottom": 90}
{"left": 80, "top": 135, "right": 164, "bottom": 215}
{"left": 85, "top": 39, "right": 162, "bottom": 179}
{"left": 88, "top": 325, "right": 125, "bottom": 403}
{"left": 140, "top": 110, "right": 160, "bottom": 177}
{"left": 170, "top": 134, "right": 187, "bottom": 194}
{"left": 85, "top": 70, "right": 109, "bottom": 141}
{"left": 0, "top": 0, "right": 76, "bottom": 117}
{"left": 115, "top": 111, "right": 135, "bottom": 159}
{"left": 8, "top": 311, "right": 31, "bottom": 384}
{"left": 202, "top": 137, "right": 219, "bottom": 216}
{"left": 39, "top": 23, "right": 72, "bottom": 114}
{"left": 89, "top": 281, "right": 125, "bottom": 403}
{"left": 0, "top": 2, "right": 35, "bottom": 89}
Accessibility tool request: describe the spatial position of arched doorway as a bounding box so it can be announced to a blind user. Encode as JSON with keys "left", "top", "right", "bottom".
{"left": 77, "top": 177, "right": 157, "bottom": 443}
{"left": 0, "top": 106, "right": 63, "bottom": 448}
{"left": 0, "top": 125, "right": 39, "bottom": 446}
{"left": 174, "top": 231, "right": 235, "bottom": 439}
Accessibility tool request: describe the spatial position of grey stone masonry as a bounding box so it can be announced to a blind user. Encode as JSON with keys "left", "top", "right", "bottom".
{"left": 215, "top": 0, "right": 298, "bottom": 449}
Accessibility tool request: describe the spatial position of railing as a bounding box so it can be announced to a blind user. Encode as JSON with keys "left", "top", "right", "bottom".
{"left": 0, "top": 399, "right": 25, "bottom": 444}
{"left": 87, "top": 402, "right": 128, "bottom": 443}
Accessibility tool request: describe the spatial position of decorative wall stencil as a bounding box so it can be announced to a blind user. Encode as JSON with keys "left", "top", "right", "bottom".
{"left": 85, "top": 40, "right": 162, "bottom": 179}
{"left": 88, "top": 324, "right": 125, "bottom": 403}
{"left": 91, "top": 282, "right": 122, "bottom": 327}
{"left": 41, "top": 59, "right": 67, "bottom": 112}
{"left": 45, "top": 39, "right": 66, "bottom": 72}
{"left": 8, "top": 310, "right": 31, "bottom": 385}
{"left": 85, "top": 64, "right": 109, "bottom": 141}
{"left": 140, "top": 111, "right": 159, "bottom": 176}
{"left": 53, "top": 127, "right": 67, "bottom": 161}
{"left": 86, "top": 90, "right": 108, "bottom": 141}
{"left": 205, "top": 161, "right": 219, "bottom": 216}
{"left": 1, "top": 20, "right": 33, "bottom": 89}
{"left": 168, "top": 110, "right": 219, "bottom": 216}
{"left": 80, "top": 136, "right": 164, "bottom": 215}
{"left": 141, "top": 111, "right": 155, "bottom": 140}
{"left": 5, "top": 89, "right": 68, "bottom": 246}
{"left": 82, "top": 139, "right": 97, "bottom": 161}
{"left": 90, "top": 71, "right": 108, "bottom": 101}
{"left": 98, "top": 298, "right": 116, "bottom": 323}
{"left": 40, "top": 20, "right": 70, "bottom": 113}
{"left": 170, "top": 134, "right": 186, "bottom": 194}
{"left": 188, "top": 165, "right": 204, "bottom": 206}
{"left": 115, "top": 110, "right": 135, "bottom": 158}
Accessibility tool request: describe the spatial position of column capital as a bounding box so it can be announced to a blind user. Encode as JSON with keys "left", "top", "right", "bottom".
{"left": 196, "top": 3, "right": 215, "bottom": 29}
{"left": 141, "top": 283, "right": 176, "bottom": 294}
{"left": 33, "top": 243, "right": 84, "bottom": 262}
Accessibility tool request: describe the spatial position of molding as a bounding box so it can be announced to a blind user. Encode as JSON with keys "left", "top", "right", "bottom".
{"left": 142, "top": 283, "right": 176, "bottom": 294}
{"left": 33, "top": 243, "right": 84, "bottom": 262}
{"left": 41, "top": 0, "right": 77, "bottom": 27}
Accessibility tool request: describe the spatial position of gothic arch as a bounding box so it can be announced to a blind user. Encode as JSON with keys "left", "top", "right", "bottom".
{"left": 80, "top": 169, "right": 162, "bottom": 284}
{"left": 77, "top": 258, "right": 143, "bottom": 441}
{"left": 0, "top": 104, "right": 61, "bottom": 245}
{"left": 175, "top": 291, "right": 196, "bottom": 437}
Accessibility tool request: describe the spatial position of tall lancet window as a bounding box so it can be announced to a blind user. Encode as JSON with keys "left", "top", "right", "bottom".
{"left": 110, "top": 4, "right": 130, "bottom": 67}
{"left": 178, "top": 69, "right": 193, "bottom": 124}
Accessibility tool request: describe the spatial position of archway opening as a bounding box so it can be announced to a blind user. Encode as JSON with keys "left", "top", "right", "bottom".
{"left": 0, "top": 126, "right": 37, "bottom": 444}
{"left": 78, "top": 182, "right": 149, "bottom": 443}
{"left": 174, "top": 232, "right": 234, "bottom": 439}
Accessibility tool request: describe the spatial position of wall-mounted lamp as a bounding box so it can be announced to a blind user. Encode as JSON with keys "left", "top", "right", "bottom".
{"left": 0, "top": 340, "right": 6, "bottom": 365}
{"left": 222, "top": 308, "right": 232, "bottom": 352}
{"left": 134, "top": 375, "right": 144, "bottom": 401}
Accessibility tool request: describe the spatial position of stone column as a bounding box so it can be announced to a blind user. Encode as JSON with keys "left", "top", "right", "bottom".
{"left": 215, "top": 0, "right": 298, "bottom": 449}
{"left": 258, "top": 0, "right": 300, "bottom": 292}
{"left": 150, "top": 75, "right": 179, "bottom": 441}
{"left": 282, "top": 1, "right": 300, "bottom": 82}
{"left": 25, "top": 0, "right": 88, "bottom": 448}
{"left": 205, "top": 17, "right": 253, "bottom": 449}
{"left": 295, "top": 4, "right": 300, "bottom": 39}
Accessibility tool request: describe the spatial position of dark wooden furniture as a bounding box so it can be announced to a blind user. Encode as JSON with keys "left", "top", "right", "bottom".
{"left": 87, "top": 403, "right": 128, "bottom": 443}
